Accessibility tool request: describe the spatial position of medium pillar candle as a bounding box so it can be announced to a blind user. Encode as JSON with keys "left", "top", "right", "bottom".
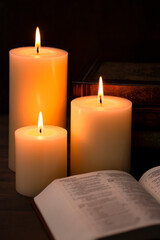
{"left": 15, "top": 125, "right": 67, "bottom": 197}
{"left": 9, "top": 46, "right": 68, "bottom": 171}
{"left": 71, "top": 96, "right": 132, "bottom": 175}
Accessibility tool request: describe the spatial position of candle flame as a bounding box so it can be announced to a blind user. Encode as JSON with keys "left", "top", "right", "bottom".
{"left": 38, "top": 111, "right": 43, "bottom": 133}
{"left": 98, "top": 76, "right": 103, "bottom": 104}
{"left": 35, "top": 27, "right": 41, "bottom": 53}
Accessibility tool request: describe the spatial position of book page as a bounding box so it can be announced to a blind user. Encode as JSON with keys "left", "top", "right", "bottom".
{"left": 34, "top": 170, "right": 160, "bottom": 240}
{"left": 34, "top": 180, "right": 94, "bottom": 240}
{"left": 139, "top": 166, "right": 160, "bottom": 203}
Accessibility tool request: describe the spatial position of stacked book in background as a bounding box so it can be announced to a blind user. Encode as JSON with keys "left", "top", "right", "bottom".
{"left": 72, "top": 61, "right": 160, "bottom": 178}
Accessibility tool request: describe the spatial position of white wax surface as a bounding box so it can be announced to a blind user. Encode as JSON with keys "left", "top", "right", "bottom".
{"left": 71, "top": 96, "right": 132, "bottom": 175}
{"left": 9, "top": 47, "right": 68, "bottom": 171}
{"left": 15, "top": 125, "right": 67, "bottom": 197}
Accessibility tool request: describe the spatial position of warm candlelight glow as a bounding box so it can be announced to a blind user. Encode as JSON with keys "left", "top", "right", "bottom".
{"left": 98, "top": 76, "right": 103, "bottom": 104}
{"left": 9, "top": 32, "right": 68, "bottom": 171}
{"left": 35, "top": 27, "right": 41, "bottom": 53}
{"left": 38, "top": 111, "right": 43, "bottom": 133}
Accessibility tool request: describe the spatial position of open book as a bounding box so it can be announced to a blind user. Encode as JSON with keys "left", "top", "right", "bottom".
{"left": 33, "top": 166, "right": 160, "bottom": 240}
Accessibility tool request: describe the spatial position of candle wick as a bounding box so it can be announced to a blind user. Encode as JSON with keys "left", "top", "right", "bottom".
{"left": 37, "top": 47, "right": 39, "bottom": 54}
{"left": 99, "top": 95, "right": 102, "bottom": 104}
{"left": 40, "top": 128, "right": 42, "bottom": 133}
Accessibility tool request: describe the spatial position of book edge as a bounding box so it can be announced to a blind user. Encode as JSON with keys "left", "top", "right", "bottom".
{"left": 31, "top": 199, "right": 55, "bottom": 240}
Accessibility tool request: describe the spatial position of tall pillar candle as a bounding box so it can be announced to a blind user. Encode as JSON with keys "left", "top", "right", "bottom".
{"left": 71, "top": 96, "right": 132, "bottom": 175}
{"left": 15, "top": 117, "right": 67, "bottom": 197}
{"left": 9, "top": 40, "right": 68, "bottom": 171}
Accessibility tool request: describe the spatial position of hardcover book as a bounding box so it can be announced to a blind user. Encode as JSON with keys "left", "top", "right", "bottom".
{"left": 72, "top": 61, "right": 160, "bottom": 178}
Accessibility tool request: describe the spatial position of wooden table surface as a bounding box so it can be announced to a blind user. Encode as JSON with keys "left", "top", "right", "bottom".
{"left": 0, "top": 115, "right": 49, "bottom": 240}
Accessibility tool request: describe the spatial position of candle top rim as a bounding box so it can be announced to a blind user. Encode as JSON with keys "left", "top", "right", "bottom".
{"left": 15, "top": 125, "right": 67, "bottom": 140}
{"left": 71, "top": 96, "right": 132, "bottom": 111}
{"left": 10, "top": 47, "right": 68, "bottom": 58}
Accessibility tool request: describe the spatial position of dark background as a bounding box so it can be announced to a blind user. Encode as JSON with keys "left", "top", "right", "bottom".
{"left": 0, "top": 2, "right": 160, "bottom": 237}
{"left": 1, "top": 0, "right": 160, "bottom": 113}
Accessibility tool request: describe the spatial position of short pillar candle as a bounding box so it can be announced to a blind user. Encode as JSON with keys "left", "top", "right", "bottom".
{"left": 15, "top": 112, "right": 67, "bottom": 197}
